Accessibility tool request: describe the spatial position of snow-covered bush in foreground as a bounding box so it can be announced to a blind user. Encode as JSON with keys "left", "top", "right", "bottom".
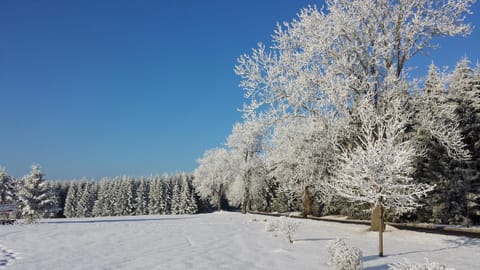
{"left": 389, "top": 258, "right": 454, "bottom": 270}
{"left": 264, "top": 219, "right": 278, "bottom": 232}
{"left": 278, "top": 216, "right": 299, "bottom": 243}
{"left": 327, "top": 238, "right": 363, "bottom": 270}
{"left": 265, "top": 216, "right": 299, "bottom": 243}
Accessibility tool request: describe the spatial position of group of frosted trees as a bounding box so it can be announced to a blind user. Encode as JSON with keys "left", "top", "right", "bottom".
{"left": 0, "top": 166, "right": 200, "bottom": 222}
{"left": 0, "top": 165, "right": 59, "bottom": 223}
{"left": 193, "top": 0, "right": 480, "bottom": 229}
{"left": 62, "top": 174, "right": 199, "bottom": 218}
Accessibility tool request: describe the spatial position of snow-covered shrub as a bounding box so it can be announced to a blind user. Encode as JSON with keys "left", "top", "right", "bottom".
{"left": 278, "top": 216, "right": 299, "bottom": 243}
{"left": 327, "top": 238, "right": 363, "bottom": 270}
{"left": 389, "top": 258, "right": 454, "bottom": 270}
{"left": 265, "top": 219, "right": 278, "bottom": 232}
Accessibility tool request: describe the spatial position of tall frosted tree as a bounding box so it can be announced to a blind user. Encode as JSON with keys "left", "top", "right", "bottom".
{"left": 447, "top": 58, "right": 480, "bottom": 225}
{"left": 18, "top": 165, "right": 58, "bottom": 223}
{"left": 226, "top": 119, "right": 267, "bottom": 214}
{"left": 64, "top": 181, "right": 81, "bottom": 218}
{"left": 193, "top": 148, "right": 236, "bottom": 211}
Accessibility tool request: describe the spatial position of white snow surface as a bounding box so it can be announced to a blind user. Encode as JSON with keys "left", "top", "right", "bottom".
{"left": 1, "top": 212, "right": 479, "bottom": 270}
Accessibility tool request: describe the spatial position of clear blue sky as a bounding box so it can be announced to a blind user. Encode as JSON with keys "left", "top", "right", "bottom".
{"left": 1, "top": 1, "right": 479, "bottom": 180}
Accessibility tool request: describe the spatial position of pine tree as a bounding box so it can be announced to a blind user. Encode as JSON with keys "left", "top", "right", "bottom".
{"left": 0, "top": 167, "right": 15, "bottom": 203}
{"left": 18, "top": 164, "right": 58, "bottom": 223}
{"left": 447, "top": 58, "right": 480, "bottom": 225}
{"left": 64, "top": 181, "right": 80, "bottom": 218}
{"left": 135, "top": 178, "right": 149, "bottom": 216}
{"left": 170, "top": 180, "right": 181, "bottom": 215}
{"left": 77, "top": 182, "right": 97, "bottom": 217}
{"left": 93, "top": 179, "right": 110, "bottom": 217}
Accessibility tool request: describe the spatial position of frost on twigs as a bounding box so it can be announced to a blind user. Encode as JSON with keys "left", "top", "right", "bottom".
{"left": 265, "top": 216, "right": 299, "bottom": 243}
{"left": 389, "top": 258, "right": 455, "bottom": 270}
{"left": 278, "top": 216, "right": 299, "bottom": 243}
{"left": 327, "top": 238, "right": 363, "bottom": 270}
{"left": 265, "top": 219, "right": 278, "bottom": 232}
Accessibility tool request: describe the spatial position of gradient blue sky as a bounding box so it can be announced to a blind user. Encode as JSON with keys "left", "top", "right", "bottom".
{"left": 1, "top": 1, "right": 479, "bottom": 180}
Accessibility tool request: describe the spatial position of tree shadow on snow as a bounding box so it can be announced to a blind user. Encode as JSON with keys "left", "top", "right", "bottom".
{"left": 294, "top": 237, "right": 335, "bottom": 242}
{"left": 363, "top": 263, "right": 390, "bottom": 270}
{"left": 42, "top": 216, "right": 194, "bottom": 225}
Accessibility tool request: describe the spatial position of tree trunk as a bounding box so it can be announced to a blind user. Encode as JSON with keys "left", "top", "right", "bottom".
{"left": 302, "top": 187, "right": 313, "bottom": 218}
{"left": 379, "top": 203, "right": 384, "bottom": 257}
{"left": 216, "top": 191, "right": 222, "bottom": 211}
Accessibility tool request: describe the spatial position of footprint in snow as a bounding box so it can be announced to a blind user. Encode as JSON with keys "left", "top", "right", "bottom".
{"left": 0, "top": 244, "right": 19, "bottom": 268}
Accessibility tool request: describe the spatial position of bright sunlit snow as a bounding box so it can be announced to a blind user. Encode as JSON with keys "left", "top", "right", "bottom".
{"left": 1, "top": 212, "right": 478, "bottom": 270}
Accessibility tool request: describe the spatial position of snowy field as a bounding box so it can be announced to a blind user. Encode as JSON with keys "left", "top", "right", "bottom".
{"left": 1, "top": 212, "right": 479, "bottom": 270}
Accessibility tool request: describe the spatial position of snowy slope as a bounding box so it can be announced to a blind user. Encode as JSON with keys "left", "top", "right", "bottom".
{"left": 0, "top": 212, "right": 478, "bottom": 270}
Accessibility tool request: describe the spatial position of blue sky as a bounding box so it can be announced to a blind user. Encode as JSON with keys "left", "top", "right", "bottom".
{"left": 1, "top": 1, "right": 479, "bottom": 180}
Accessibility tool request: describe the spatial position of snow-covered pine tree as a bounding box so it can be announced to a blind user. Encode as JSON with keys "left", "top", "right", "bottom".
{"left": 0, "top": 167, "right": 16, "bottom": 203}
{"left": 18, "top": 164, "right": 58, "bottom": 223}
{"left": 160, "top": 175, "right": 170, "bottom": 214}
{"left": 135, "top": 177, "right": 149, "bottom": 216}
{"left": 170, "top": 179, "right": 182, "bottom": 215}
{"left": 77, "top": 181, "right": 97, "bottom": 218}
{"left": 447, "top": 58, "right": 480, "bottom": 225}
{"left": 147, "top": 176, "right": 163, "bottom": 215}
{"left": 410, "top": 64, "right": 455, "bottom": 224}
{"left": 64, "top": 180, "right": 83, "bottom": 218}
{"left": 93, "top": 178, "right": 111, "bottom": 217}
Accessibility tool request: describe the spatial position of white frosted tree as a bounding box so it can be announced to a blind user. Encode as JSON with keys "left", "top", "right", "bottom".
{"left": 267, "top": 115, "right": 344, "bottom": 217}
{"left": 334, "top": 93, "right": 436, "bottom": 256}
{"left": 0, "top": 167, "right": 16, "bottom": 203}
{"left": 18, "top": 164, "right": 58, "bottom": 223}
{"left": 226, "top": 118, "right": 267, "bottom": 214}
{"left": 193, "top": 148, "right": 236, "bottom": 211}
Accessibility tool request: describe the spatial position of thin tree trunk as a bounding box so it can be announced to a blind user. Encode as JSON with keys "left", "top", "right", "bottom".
{"left": 379, "top": 203, "right": 384, "bottom": 257}
{"left": 216, "top": 191, "right": 222, "bottom": 211}
{"left": 302, "top": 187, "right": 313, "bottom": 218}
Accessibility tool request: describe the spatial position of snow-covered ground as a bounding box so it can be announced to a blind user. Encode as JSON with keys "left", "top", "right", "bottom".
{"left": 0, "top": 212, "right": 478, "bottom": 270}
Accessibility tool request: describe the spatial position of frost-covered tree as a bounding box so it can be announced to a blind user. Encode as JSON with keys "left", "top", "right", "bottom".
{"left": 226, "top": 119, "right": 267, "bottom": 214}
{"left": 18, "top": 165, "right": 58, "bottom": 223}
{"left": 114, "top": 177, "right": 135, "bottom": 216}
{"left": 64, "top": 181, "right": 80, "bottom": 218}
{"left": 193, "top": 148, "right": 236, "bottom": 211}
{"left": 0, "top": 167, "right": 16, "bottom": 203}
{"left": 135, "top": 178, "right": 149, "bottom": 216}
{"left": 148, "top": 176, "right": 165, "bottom": 215}
{"left": 334, "top": 93, "right": 436, "bottom": 256}
{"left": 170, "top": 180, "right": 182, "bottom": 215}
{"left": 267, "top": 115, "right": 343, "bottom": 217}
{"left": 447, "top": 58, "right": 480, "bottom": 225}
{"left": 77, "top": 182, "right": 97, "bottom": 217}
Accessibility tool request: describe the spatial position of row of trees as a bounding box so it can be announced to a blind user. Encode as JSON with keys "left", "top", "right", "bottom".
{"left": 0, "top": 165, "right": 202, "bottom": 223}
{"left": 63, "top": 174, "right": 199, "bottom": 218}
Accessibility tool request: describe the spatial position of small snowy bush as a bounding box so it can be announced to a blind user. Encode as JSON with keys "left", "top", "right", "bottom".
{"left": 327, "top": 238, "right": 363, "bottom": 270}
{"left": 278, "top": 216, "right": 299, "bottom": 243}
{"left": 265, "top": 219, "right": 278, "bottom": 232}
{"left": 389, "top": 258, "right": 455, "bottom": 270}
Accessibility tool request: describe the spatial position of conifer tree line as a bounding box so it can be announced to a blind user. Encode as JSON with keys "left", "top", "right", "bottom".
{"left": 1, "top": 165, "right": 201, "bottom": 222}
